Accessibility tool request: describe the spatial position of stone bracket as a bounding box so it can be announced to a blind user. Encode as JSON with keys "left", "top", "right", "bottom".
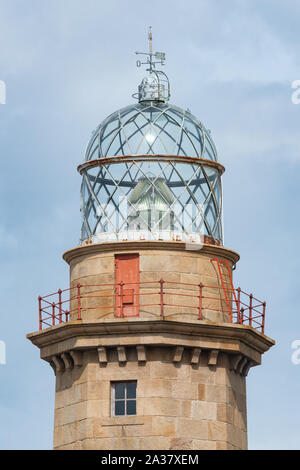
{"left": 117, "top": 346, "right": 127, "bottom": 364}
{"left": 61, "top": 352, "right": 73, "bottom": 370}
{"left": 136, "top": 345, "right": 147, "bottom": 363}
{"left": 69, "top": 350, "right": 83, "bottom": 367}
{"left": 237, "top": 357, "right": 248, "bottom": 375}
{"left": 190, "top": 348, "right": 201, "bottom": 364}
{"left": 208, "top": 349, "right": 219, "bottom": 366}
{"left": 242, "top": 360, "right": 256, "bottom": 377}
{"left": 98, "top": 346, "right": 108, "bottom": 365}
{"left": 230, "top": 354, "right": 243, "bottom": 372}
{"left": 51, "top": 355, "right": 64, "bottom": 374}
{"left": 173, "top": 346, "right": 184, "bottom": 363}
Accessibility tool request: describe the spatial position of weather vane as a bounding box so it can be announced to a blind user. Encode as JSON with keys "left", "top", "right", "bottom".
{"left": 133, "top": 27, "right": 170, "bottom": 102}
{"left": 135, "top": 26, "right": 166, "bottom": 74}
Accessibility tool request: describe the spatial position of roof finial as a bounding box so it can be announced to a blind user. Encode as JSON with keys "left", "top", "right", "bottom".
{"left": 134, "top": 28, "right": 170, "bottom": 102}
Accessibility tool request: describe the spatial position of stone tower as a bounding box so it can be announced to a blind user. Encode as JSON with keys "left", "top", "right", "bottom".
{"left": 27, "top": 32, "right": 274, "bottom": 450}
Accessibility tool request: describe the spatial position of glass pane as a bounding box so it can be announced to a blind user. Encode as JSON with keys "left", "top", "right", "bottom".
{"left": 115, "top": 383, "right": 125, "bottom": 399}
{"left": 126, "top": 382, "right": 136, "bottom": 399}
{"left": 115, "top": 400, "right": 125, "bottom": 416}
{"left": 82, "top": 153, "right": 223, "bottom": 244}
{"left": 126, "top": 400, "right": 136, "bottom": 416}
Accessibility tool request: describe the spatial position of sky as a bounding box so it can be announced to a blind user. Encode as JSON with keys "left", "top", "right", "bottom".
{"left": 0, "top": 0, "right": 300, "bottom": 449}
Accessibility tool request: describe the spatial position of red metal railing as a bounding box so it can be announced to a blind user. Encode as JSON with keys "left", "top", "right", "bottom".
{"left": 38, "top": 280, "right": 266, "bottom": 334}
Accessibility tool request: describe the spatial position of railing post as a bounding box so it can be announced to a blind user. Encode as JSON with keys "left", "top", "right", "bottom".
{"left": 249, "top": 293, "right": 253, "bottom": 328}
{"left": 38, "top": 296, "right": 42, "bottom": 331}
{"left": 198, "top": 283, "right": 203, "bottom": 320}
{"left": 240, "top": 307, "right": 244, "bottom": 325}
{"left": 159, "top": 279, "right": 164, "bottom": 318}
{"left": 262, "top": 301, "right": 266, "bottom": 334}
{"left": 77, "top": 284, "right": 81, "bottom": 321}
{"left": 65, "top": 311, "right": 69, "bottom": 323}
{"left": 237, "top": 287, "right": 241, "bottom": 324}
{"left": 58, "top": 289, "right": 62, "bottom": 323}
{"left": 52, "top": 302, "right": 56, "bottom": 326}
{"left": 119, "top": 281, "right": 124, "bottom": 318}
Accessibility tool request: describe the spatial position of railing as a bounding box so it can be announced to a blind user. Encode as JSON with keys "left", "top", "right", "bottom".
{"left": 38, "top": 280, "right": 266, "bottom": 334}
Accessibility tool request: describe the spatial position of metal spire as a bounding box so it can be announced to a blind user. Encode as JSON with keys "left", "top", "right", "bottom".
{"left": 148, "top": 26, "right": 152, "bottom": 54}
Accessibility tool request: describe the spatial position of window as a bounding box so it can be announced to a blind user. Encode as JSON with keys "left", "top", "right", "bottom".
{"left": 111, "top": 381, "right": 137, "bottom": 417}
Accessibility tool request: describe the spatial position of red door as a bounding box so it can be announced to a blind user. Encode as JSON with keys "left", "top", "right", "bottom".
{"left": 115, "top": 254, "right": 139, "bottom": 317}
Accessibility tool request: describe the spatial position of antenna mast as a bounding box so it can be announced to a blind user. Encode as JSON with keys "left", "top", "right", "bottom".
{"left": 148, "top": 26, "right": 152, "bottom": 54}
{"left": 135, "top": 26, "right": 165, "bottom": 74}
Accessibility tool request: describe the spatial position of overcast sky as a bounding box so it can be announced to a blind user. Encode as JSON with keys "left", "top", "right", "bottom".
{"left": 0, "top": 0, "right": 300, "bottom": 449}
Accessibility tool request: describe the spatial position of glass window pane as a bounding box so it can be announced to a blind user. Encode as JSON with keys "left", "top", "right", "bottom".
{"left": 115, "top": 383, "right": 125, "bottom": 399}
{"left": 126, "top": 382, "right": 136, "bottom": 399}
{"left": 126, "top": 400, "right": 136, "bottom": 416}
{"left": 115, "top": 400, "right": 125, "bottom": 416}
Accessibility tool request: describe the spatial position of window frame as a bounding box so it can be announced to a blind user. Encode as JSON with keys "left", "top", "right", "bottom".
{"left": 111, "top": 380, "right": 137, "bottom": 417}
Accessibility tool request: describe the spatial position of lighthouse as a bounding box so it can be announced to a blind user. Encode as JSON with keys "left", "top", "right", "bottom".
{"left": 27, "top": 30, "right": 274, "bottom": 450}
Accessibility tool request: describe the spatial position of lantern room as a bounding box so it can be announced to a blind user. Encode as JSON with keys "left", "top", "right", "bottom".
{"left": 79, "top": 57, "right": 224, "bottom": 246}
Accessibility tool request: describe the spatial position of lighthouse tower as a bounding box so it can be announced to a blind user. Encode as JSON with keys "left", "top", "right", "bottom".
{"left": 27, "top": 31, "right": 274, "bottom": 450}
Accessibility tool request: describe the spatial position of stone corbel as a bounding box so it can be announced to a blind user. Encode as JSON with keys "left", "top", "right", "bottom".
{"left": 51, "top": 355, "right": 64, "bottom": 374}
{"left": 237, "top": 357, "right": 248, "bottom": 375}
{"left": 190, "top": 348, "right": 201, "bottom": 364}
{"left": 230, "top": 353, "right": 243, "bottom": 372}
{"left": 98, "top": 346, "right": 108, "bottom": 365}
{"left": 173, "top": 346, "right": 184, "bottom": 363}
{"left": 241, "top": 359, "right": 256, "bottom": 377}
{"left": 208, "top": 349, "right": 219, "bottom": 366}
{"left": 136, "top": 345, "right": 147, "bottom": 363}
{"left": 61, "top": 353, "right": 73, "bottom": 371}
{"left": 69, "top": 350, "right": 83, "bottom": 367}
{"left": 117, "top": 346, "right": 127, "bottom": 364}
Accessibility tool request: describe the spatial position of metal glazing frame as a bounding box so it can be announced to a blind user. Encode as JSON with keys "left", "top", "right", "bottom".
{"left": 85, "top": 103, "right": 218, "bottom": 162}
{"left": 79, "top": 156, "right": 224, "bottom": 244}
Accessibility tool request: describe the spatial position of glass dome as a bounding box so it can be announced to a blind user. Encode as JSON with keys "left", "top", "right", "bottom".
{"left": 85, "top": 102, "right": 218, "bottom": 162}
{"left": 80, "top": 100, "right": 223, "bottom": 246}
